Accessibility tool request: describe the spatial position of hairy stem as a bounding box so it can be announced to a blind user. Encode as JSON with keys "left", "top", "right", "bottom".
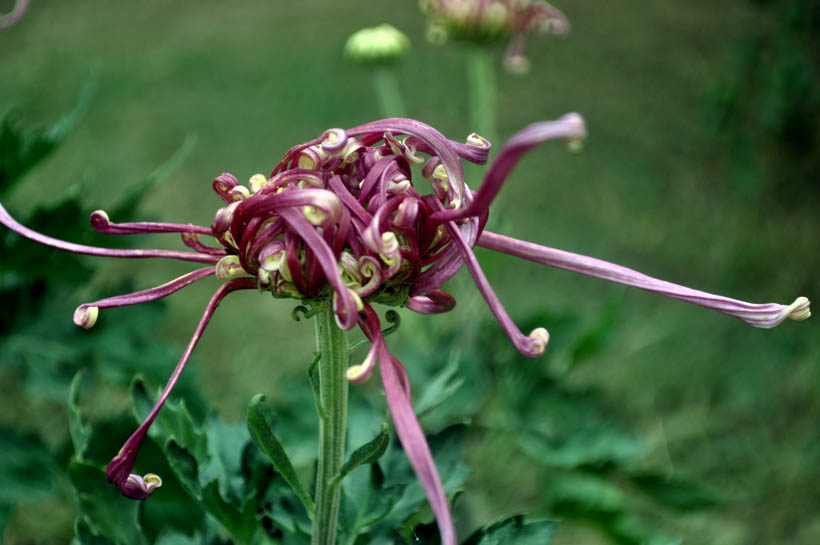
{"left": 466, "top": 47, "right": 497, "bottom": 143}
{"left": 373, "top": 67, "right": 406, "bottom": 118}
{"left": 311, "top": 308, "right": 349, "bottom": 545}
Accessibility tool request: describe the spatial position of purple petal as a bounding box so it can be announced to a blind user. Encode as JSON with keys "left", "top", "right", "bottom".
{"left": 407, "top": 290, "right": 456, "bottom": 314}
{"left": 479, "top": 231, "right": 811, "bottom": 328}
{"left": 106, "top": 278, "right": 257, "bottom": 498}
{"left": 427, "top": 113, "right": 586, "bottom": 228}
{"left": 0, "top": 202, "right": 221, "bottom": 264}
{"left": 73, "top": 266, "right": 216, "bottom": 329}
{"left": 277, "top": 208, "right": 358, "bottom": 329}
{"left": 446, "top": 221, "right": 549, "bottom": 357}
{"left": 378, "top": 346, "right": 456, "bottom": 545}
{"left": 89, "top": 210, "right": 214, "bottom": 236}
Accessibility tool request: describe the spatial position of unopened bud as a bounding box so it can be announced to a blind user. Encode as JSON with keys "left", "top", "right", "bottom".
{"left": 345, "top": 24, "right": 410, "bottom": 65}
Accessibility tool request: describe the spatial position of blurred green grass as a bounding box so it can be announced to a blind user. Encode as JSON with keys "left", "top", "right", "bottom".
{"left": 1, "top": 0, "right": 818, "bottom": 544}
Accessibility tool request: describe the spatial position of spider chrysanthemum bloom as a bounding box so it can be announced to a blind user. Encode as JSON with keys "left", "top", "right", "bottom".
{"left": 0, "top": 115, "right": 810, "bottom": 544}
{"left": 420, "top": 0, "right": 570, "bottom": 73}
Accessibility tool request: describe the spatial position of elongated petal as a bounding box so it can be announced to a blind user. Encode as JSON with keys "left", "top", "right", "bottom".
{"left": 378, "top": 345, "right": 455, "bottom": 545}
{"left": 106, "top": 278, "right": 257, "bottom": 498}
{"left": 407, "top": 289, "right": 456, "bottom": 314}
{"left": 0, "top": 203, "right": 220, "bottom": 264}
{"left": 446, "top": 222, "right": 548, "bottom": 356}
{"left": 73, "top": 267, "right": 216, "bottom": 329}
{"left": 427, "top": 113, "right": 586, "bottom": 227}
{"left": 479, "top": 231, "right": 811, "bottom": 328}
{"left": 89, "top": 210, "right": 214, "bottom": 236}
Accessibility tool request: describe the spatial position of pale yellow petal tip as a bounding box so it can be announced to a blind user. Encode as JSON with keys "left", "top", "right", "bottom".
{"left": 248, "top": 174, "right": 267, "bottom": 193}
{"left": 346, "top": 350, "right": 376, "bottom": 382}
{"left": 91, "top": 209, "right": 110, "bottom": 224}
{"left": 350, "top": 290, "right": 364, "bottom": 312}
{"left": 215, "top": 255, "right": 246, "bottom": 280}
{"left": 144, "top": 473, "right": 163, "bottom": 491}
{"left": 529, "top": 327, "right": 550, "bottom": 356}
{"left": 73, "top": 305, "right": 99, "bottom": 329}
{"left": 788, "top": 296, "right": 811, "bottom": 321}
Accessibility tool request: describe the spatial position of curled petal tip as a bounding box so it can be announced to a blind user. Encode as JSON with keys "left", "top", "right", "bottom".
{"left": 215, "top": 255, "right": 246, "bottom": 280}
{"left": 120, "top": 473, "right": 162, "bottom": 500}
{"left": 321, "top": 128, "right": 347, "bottom": 154}
{"left": 73, "top": 305, "right": 99, "bottom": 329}
{"left": 788, "top": 296, "right": 811, "bottom": 321}
{"left": 346, "top": 345, "right": 378, "bottom": 382}
{"left": 528, "top": 327, "right": 550, "bottom": 356}
{"left": 559, "top": 112, "right": 587, "bottom": 138}
{"left": 89, "top": 210, "right": 110, "bottom": 232}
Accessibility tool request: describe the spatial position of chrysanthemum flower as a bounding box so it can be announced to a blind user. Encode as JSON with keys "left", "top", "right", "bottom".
{"left": 0, "top": 115, "right": 809, "bottom": 543}
{"left": 420, "top": 0, "right": 570, "bottom": 73}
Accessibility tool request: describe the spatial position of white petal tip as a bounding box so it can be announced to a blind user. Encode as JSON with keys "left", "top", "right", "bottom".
{"left": 788, "top": 296, "right": 811, "bottom": 321}
{"left": 528, "top": 327, "right": 550, "bottom": 356}
{"left": 73, "top": 305, "right": 99, "bottom": 329}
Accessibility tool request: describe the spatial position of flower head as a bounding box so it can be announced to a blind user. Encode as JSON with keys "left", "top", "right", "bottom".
{"left": 0, "top": 115, "right": 809, "bottom": 542}
{"left": 421, "top": 0, "right": 570, "bottom": 73}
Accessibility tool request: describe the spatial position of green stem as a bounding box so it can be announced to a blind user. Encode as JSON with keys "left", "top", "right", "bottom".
{"left": 466, "top": 47, "right": 497, "bottom": 143}
{"left": 373, "top": 67, "right": 405, "bottom": 118}
{"left": 311, "top": 308, "right": 349, "bottom": 545}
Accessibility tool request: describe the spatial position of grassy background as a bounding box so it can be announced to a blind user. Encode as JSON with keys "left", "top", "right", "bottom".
{"left": 1, "top": 0, "right": 818, "bottom": 543}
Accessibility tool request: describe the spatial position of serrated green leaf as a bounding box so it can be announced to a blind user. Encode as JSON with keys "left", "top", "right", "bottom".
{"left": 247, "top": 394, "right": 314, "bottom": 516}
{"left": 130, "top": 378, "right": 207, "bottom": 461}
{"left": 339, "top": 464, "right": 402, "bottom": 544}
{"left": 68, "top": 460, "right": 147, "bottom": 545}
{"left": 0, "top": 75, "right": 95, "bottom": 193}
{"left": 472, "top": 515, "right": 556, "bottom": 545}
{"left": 380, "top": 426, "right": 471, "bottom": 535}
{"left": 629, "top": 471, "right": 721, "bottom": 512}
{"left": 73, "top": 517, "right": 117, "bottom": 545}
{"left": 132, "top": 380, "right": 264, "bottom": 545}
{"left": 333, "top": 422, "right": 389, "bottom": 486}
{"left": 518, "top": 424, "right": 645, "bottom": 470}
{"left": 153, "top": 531, "right": 203, "bottom": 545}
{"left": 164, "top": 440, "right": 258, "bottom": 545}
{"left": 413, "top": 351, "right": 464, "bottom": 419}
{"left": 546, "top": 472, "right": 627, "bottom": 515}
{"left": 69, "top": 370, "right": 92, "bottom": 461}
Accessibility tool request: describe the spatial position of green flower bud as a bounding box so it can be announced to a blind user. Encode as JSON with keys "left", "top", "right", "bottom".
{"left": 345, "top": 24, "right": 410, "bottom": 65}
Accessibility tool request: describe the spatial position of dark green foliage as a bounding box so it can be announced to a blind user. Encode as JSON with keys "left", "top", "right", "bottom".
{"left": 247, "top": 393, "right": 315, "bottom": 515}
{"left": 464, "top": 515, "right": 556, "bottom": 545}
{"left": 0, "top": 76, "right": 95, "bottom": 193}
{"left": 69, "top": 461, "right": 148, "bottom": 545}
{"left": 131, "top": 378, "right": 269, "bottom": 545}
{"left": 333, "top": 422, "right": 390, "bottom": 485}
{"left": 627, "top": 472, "right": 720, "bottom": 513}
